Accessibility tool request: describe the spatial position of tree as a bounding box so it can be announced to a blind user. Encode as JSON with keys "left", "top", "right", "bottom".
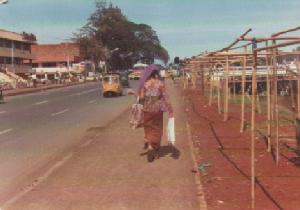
{"left": 74, "top": 0, "right": 169, "bottom": 70}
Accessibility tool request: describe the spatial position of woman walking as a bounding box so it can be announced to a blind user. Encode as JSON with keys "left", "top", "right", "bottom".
{"left": 138, "top": 64, "right": 173, "bottom": 162}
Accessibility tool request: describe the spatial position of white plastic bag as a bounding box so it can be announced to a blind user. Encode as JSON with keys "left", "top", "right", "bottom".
{"left": 167, "top": 117, "right": 175, "bottom": 145}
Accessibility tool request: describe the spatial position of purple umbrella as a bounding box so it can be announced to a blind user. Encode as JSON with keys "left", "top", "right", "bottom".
{"left": 137, "top": 64, "right": 159, "bottom": 92}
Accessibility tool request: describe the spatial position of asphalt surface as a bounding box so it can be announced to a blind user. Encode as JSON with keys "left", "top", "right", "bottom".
{"left": 0, "top": 81, "right": 137, "bottom": 204}
{"left": 2, "top": 80, "right": 201, "bottom": 210}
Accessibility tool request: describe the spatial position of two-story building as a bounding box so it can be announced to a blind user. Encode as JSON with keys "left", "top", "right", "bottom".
{"left": 32, "top": 43, "right": 80, "bottom": 68}
{"left": 0, "top": 29, "right": 36, "bottom": 78}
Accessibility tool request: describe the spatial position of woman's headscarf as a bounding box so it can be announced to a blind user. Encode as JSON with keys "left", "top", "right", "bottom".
{"left": 137, "top": 64, "right": 159, "bottom": 92}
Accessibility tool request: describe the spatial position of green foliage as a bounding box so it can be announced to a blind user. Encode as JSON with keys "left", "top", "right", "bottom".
{"left": 74, "top": 0, "right": 169, "bottom": 70}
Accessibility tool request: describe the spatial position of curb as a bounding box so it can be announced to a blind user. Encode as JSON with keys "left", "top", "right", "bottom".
{"left": 186, "top": 123, "right": 208, "bottom": 210}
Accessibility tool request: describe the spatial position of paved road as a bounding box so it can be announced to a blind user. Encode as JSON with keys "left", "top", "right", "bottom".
{"left": 3, "top": 81, "right": 202, "bottom": 210}
{"left": 0, "top": 82, "right": 136, "bottom": 204}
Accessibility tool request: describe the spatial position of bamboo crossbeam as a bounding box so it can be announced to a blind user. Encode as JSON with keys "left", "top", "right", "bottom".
{"left": 208, "top": 28, "right": 252, "bottom": 55}
{"left": 276, "top": 51, "right": 300, "bottom": 56}
{"left": 241, "top": 36, "right": 300, "bottom": 42}
{"left": 230, "top": 42, "right": 252, "bottom": 50}
{"left": 208, "top": 52, "right": 272, "bottom": 57}
{"left": 272, "top": 25, "right": 300, "bottom": 37}
{"left": 255, "top": 40, "right": 300, "bottom": 52}
{"left": 220, "top": 28, "right": 252, "bottom": 52}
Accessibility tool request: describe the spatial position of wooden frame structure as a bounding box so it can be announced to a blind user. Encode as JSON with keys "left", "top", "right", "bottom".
{"left": 184, "top": 25, "right": 300, "bottom": 209}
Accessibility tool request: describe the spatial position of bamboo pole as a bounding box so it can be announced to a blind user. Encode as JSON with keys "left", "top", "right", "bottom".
{"left": 297, "top": 59, "right": 300, "bottom": 119}
{"left": 183, "top": 67, "right": 186, "bottom": 89}
{"left": 209, "top": 64, "right": 213, "bottom": 106}
{"left": 272, "top": 40, "right": 280, "bottom": 165}
{"left": 224, "top": 56, "right": 229, "bottom": 121}
{"left": 256, "top": 83, "right": 262, "bottom": 114}
{"left": 265, "top": 41, "right": 272, "bottom": 152}
{"left": 218, "top": 78, "right": 221, "bottom": 114}
{"left": 289, "top": 69, "right": 296, "bottom": 110}
{"left": 200, "top": 64, "right": 205, "bottom": 95}
{"left": 251, "top": 50, "right": 258, "bottom": 209}
{"left": 296, "top": 59, "right": 300, "bottom": 149}
{"left": 240, "top": 56, "right": 246, "bottom": 132}
{"left": 192, "top": 64, "right": 197, "bottom": 89}
{"left": 233, "top": 69, "right": 236, "bottom": 100}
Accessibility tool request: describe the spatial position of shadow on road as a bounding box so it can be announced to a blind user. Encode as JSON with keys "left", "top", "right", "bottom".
{"left": 140, "top": 145, "right": 181, "bottom": 160}
{"left": 158, "top": 145, "right": 181, "bottom": 159}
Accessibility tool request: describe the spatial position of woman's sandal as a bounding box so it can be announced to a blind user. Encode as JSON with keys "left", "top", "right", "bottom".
{"left": 143, "top": 142, "right": 149, "bottom": 150}
{"left": 147, "top": 149, "right": 155, "bottom": 162}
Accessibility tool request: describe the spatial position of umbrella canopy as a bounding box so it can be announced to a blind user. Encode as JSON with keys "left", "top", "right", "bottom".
{"left": 137, "top": 64, "right": 159, "bottom": 92}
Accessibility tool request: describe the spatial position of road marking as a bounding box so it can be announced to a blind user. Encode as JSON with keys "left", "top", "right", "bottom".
{"left": 34, "top": 100, "right": 48, "bottom": 105}
{"left": 1, "top": 153, "right": 73, "bottom": 209}
{"left": 79, "top": 139, "right": 94, "bottom": 148}
{"left": 0, "top": 111, "right": 7, "bottom": 114}
{"left": 88, "top": 99, "right": 97, "bottom": 104}
{"left": 0, "top": 129, "right": 13, "bottom": 135}
{"left": 51, "top": 109, "right": 69, "bottom": 116}
{"left": 69, "top": 88, "right": 99, "bottom": 97}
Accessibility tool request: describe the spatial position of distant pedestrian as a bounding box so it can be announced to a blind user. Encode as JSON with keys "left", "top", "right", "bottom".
{"left": 171, "top": 69, "right": 177, "bottom": 82}
{"left": 138, "top": 64, "right": 173, "bottom": 162}
{"left": 0, "top": 84, "right": 3, "bottom": 103}
{"left": 55, "top": 72, "right": 60, "bottom": 84}
{"left": 160, "top": 69, "right": 166, "bottom": 81}
{"left": 31, "top": 74, "right": 37, "bottom": 88}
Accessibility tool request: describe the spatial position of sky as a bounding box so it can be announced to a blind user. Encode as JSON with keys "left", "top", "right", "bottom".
{"left": 1, "top": 0, "right": 300, "bottom": 60}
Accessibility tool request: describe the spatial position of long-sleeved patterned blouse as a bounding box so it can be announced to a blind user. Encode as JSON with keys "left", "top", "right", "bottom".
{"left": 140, "top": 79, "right": 173, "bottom": 113}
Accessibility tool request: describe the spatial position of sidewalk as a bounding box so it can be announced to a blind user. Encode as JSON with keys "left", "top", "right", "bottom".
{"left": 3, "top": 82, "right": 86, "bottom": 96}
{"left": 4, "top": 81, "right": 203, "bottom": 210}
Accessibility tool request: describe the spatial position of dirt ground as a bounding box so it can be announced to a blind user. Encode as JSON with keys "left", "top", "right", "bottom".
{"left": 184, "top": 88, "right": 300, "bottom": 210}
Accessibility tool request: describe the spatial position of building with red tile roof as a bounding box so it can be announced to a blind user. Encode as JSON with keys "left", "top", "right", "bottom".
{"left": 32, "top": 43, "right": 81, "bottom": 68}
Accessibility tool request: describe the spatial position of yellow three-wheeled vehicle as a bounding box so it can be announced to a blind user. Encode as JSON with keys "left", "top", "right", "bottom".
{"left": 102, "top": 74, "right": 123, "bottom": 97}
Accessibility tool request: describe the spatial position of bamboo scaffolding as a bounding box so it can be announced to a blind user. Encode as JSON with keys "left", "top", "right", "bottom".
{"left": 185, "top": 25, "right": 300, "bottom": 209}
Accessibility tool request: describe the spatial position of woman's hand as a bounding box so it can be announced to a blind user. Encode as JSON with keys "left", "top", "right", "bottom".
{"left": 169, "top": 112, "right": 174, "bottom": 118}
{"left": 127, "top": 89, "right": 136, "bottom": 96}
